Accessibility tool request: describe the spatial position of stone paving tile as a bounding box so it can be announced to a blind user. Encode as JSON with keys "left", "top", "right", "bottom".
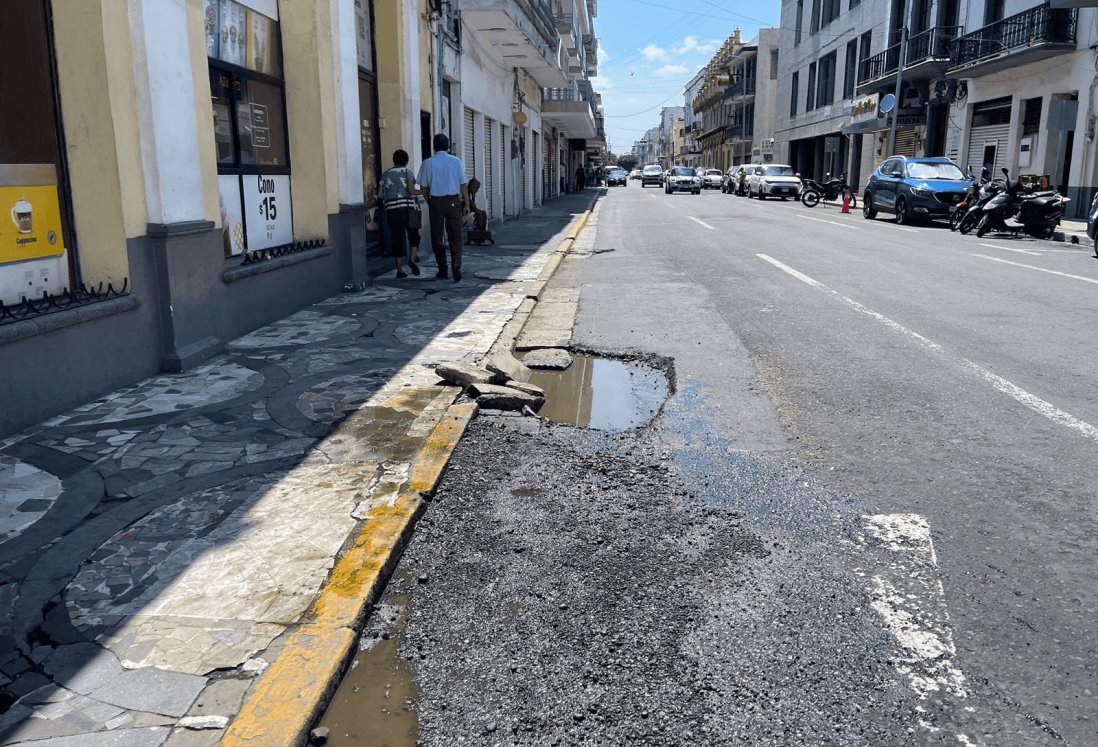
{"left": 0, "top": 192, "right": 597, "bottom": 742}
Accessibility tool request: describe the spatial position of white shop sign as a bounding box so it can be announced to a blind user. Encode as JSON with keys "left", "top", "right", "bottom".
{"left": 241, "top": 173, "right": 292, "bottom": 251}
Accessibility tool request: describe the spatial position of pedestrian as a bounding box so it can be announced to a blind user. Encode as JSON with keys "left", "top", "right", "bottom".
{"left": 379, "top": 149, "right": 421, "bottom": 278}
{"left": 575, "top": 164, "right": 585, "bottom": 191}
{"left": 417, "top": 133, "right": 469, "bottom": 282}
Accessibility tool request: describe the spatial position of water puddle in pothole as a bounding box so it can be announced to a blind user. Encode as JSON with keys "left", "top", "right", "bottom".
{"left": 315, "top": 585, "right": 418, "bottom": 746}
{"left": 527, "top": 353, "right": 668, "bottom": 430}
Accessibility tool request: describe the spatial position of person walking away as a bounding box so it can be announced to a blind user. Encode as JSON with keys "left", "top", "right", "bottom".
{"left": 417, "top": 133, "right": 469, "bottom": 281}
{"left": 575, "top": 165, "right": 585, "bottom": 191}
{"left": 379, "top": 149, "right": 422, "bottom": 278}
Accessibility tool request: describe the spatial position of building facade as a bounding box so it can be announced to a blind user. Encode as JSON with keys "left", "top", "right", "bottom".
{"left": 0, "top": 0, "right": 602, "bottom": 437}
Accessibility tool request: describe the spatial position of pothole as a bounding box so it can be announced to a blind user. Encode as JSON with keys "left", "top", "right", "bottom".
{"left": 526, "top": 352, "right": 669, "bottom": 430}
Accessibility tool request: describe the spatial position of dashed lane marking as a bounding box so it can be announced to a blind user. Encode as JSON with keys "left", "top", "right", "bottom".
{"left": 795, "top": 213, "right": 862, "bottom": 229}
{"left": 978, "top": 242, "right": 1042, "bottom": 256}
{"left": 974, "top": 253, "right": 1098, "bottom": 285}
{"left": 688, "top": 216, "right": 715, "bottom": 230}
{"left": 757, "top": 253, "right": 1098, "bottom": 443}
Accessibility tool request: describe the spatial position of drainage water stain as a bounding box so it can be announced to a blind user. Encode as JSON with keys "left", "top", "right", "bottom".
{"left": 527, "top": 353, "right": 668, "bottom": 430}
{"left": 316, "top": 594, "right": 419, "bottom": 745}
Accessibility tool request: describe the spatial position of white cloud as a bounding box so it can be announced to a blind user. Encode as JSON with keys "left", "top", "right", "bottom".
{"left": 598, "top": 46, "right": 610, "bottom": 63}
{"left": 640, "top": 44, "right": 670, "bottom": 62}
{"left": 656, "top": 64, "right": 689, "bottom": 77}
{"left": 675, "top": 36, "right": 718, "bottom": 55}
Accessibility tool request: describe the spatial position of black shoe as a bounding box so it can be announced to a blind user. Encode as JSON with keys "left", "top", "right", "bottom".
{"left": 453, "top": 269, "right": 462, "bottom": 282}
{"left": 435, "top": 271, "right": 448, "bottom": 279}
{"left": 396, "top": 271, "right": 407, "bottom": 278}
{"left": 409, "top": 260, "right": 420, "bottom": 276}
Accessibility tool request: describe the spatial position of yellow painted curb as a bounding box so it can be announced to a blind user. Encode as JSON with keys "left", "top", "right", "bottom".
{"left": 224, "top": 401, "right": 477, "bottom": 747}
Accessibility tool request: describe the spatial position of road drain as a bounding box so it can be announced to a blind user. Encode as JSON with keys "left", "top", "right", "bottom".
{"left": 315, "top": 589, "right": 418, "bottom": 745}
{"left": 527, "top": 352, "right": 668, "bottom": 430}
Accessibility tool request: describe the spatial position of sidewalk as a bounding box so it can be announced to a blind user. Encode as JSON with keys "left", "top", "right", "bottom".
{"left": 0, "top": 190, "right": 599, "bottom": 746}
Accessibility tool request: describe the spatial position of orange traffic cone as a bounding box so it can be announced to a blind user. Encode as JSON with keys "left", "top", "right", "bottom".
{"left": 841, "top": 189, "right": 851, "bottom": 214}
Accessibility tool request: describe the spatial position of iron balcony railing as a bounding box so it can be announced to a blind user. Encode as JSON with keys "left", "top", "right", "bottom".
{"left": 725, "top": 123, "right": 753, "bottom": 141}
{"left": 543, "top": 81, "right": 598, "bottom": 120}
{"left": 724, "top": 78, "right": 757, "bottom": 99}
{"left": 858, "top": 25, "right": 961, "bottom": 86}
{"left": 951, "top": 4, "right": 1076, "bottom": 68}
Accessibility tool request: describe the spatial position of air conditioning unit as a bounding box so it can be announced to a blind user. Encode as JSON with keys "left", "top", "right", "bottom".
{"left": 901, "top": 86, "right": 925, "bottom": 109}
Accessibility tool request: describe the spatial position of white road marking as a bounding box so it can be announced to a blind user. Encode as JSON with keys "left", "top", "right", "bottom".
{"left": 688, "top": 216, "right": 715, "bottom": 230}
{"left": 974, "top": 253, "right": 1098, "bottom": 285}
{"left": 860, "top": 514, "right": 971, "bottom": 739}
{"left": 890, "top": 225, "right": 921, "bottom": 233}
{"left": 757, "top": 253, "right": 1098, "bottom": 443}
{"left": 796, "top": 213, "right": 862, "bottom": 229}
{"left": 978, "top": 242, "right": 1042, "bottom": 256}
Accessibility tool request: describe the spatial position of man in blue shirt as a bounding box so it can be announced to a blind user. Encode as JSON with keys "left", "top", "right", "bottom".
{"left": 417, "top": 133, "right": 470, "bottom": 281}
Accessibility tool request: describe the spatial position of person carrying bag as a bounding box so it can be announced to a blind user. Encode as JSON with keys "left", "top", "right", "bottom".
{"left": 379, "top": 149, "right": 422, "bottom": 278}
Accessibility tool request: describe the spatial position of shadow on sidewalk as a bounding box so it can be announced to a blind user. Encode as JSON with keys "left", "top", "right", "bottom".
{"left": 0, "top": 191, "right": 599, "bottom": 742}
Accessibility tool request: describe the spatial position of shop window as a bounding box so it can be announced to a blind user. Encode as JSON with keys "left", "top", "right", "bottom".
{"left": 205, "top": 0, "right": 291, "bottom": 257}
{"left": 1, "top": 0, "right": 76, "bottom": 306}
{"left": 355, "top": 0, "right": 382, "bottom": 244}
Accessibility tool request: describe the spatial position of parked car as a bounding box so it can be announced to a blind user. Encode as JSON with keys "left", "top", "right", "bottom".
{"left": 1088, "top": 191, "right": 1098, "bottom": 248}
{"left": 665, "top": 165, "right": 701, "bottom": 194}
{"left": 606, "top": 168, "right": 628, "bottom": 187}
{"left": 747, "top": 164, "right": 802, "bottom": 200}
{"left": 862, "top": 156, "right": 972, "bottom": 224}
{"left": 629, "top": 168, "right": 643, "bottom": 181}
{"left": 702, "top": 169, "right": 724, "bottom": 190}
{"left": 641, "top": 165, "right": 664, "bottom": 188}
{"left": 729, "top": 164, "right": 760, "bottom": 196}
{"left": 720, "top": 168, "right": 738, "bottom": 193}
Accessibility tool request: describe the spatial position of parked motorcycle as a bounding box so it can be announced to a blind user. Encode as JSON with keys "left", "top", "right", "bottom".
{"left": 975, "top": 168, "right": 1070, "bottom": 239}
{"left": 949, "top": 167, "right": 987, "bottom": 231}
{"left": 957, "top": 175, "right": 1006, "bottom": 235}
{"left": 800, "top": 173, "right": 855, "bottom": 209}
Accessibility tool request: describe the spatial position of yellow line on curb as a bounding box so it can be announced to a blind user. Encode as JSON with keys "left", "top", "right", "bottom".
{"left": 224, "top": 403, "right": 477, "bottom": 747}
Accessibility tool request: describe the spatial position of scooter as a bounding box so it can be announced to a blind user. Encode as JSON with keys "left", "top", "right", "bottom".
{"left": 800, "top": 173, "right": 856, "bottom": 209}
{"left": 975, "top": 168, "right": 1070, "bottom": 239}
{"left": 949, "top": 166, "right": 987, "bottom": 231}
{"left": 957, "top": 175, "right": 1006, "bottom": 235}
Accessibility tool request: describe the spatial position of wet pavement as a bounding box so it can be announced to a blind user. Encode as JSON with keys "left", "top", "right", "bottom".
{"left": 0, "top": 191, "right": 597, "bottom": 746}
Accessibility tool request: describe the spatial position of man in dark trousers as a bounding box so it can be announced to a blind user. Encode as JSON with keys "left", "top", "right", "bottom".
{"left": 575, "top": 164, "right": 585, "bottom": 191}
{"left": 417, "top": 133, "right": 470, "bottom": 281}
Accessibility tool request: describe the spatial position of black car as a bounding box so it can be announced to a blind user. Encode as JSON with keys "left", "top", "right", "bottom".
{"left": 863, "top": 156, "right": 972, "bottom": 224}
{"left": 606, "top": 168, "right": 627, "bottom": 187}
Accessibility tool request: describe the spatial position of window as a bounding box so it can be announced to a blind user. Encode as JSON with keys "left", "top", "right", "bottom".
{"left": 984, "top": 0, "right": 1005, "bottom": 24}
{"left": 850, "top": 0, "right": 861, "bottom": 8}
{"left": 821, "top": 0, "right": 841, "bottom": 27}
{"left": 843, "top": 39, "right": 858, "bottom": 98}
{"left": 810, "top": 0, "right": 821, "bottom": 34}
{"left": 770, "top": 49, "right": 779, "bottom": 80}
{"left": 790, "top": 71, "right": 800, "bottom": 116}
{"left": 816, "top": 51, "right": 836, "bottom": 108}
{"left": 795, "top": 0, "right": 804, "bottom": 44}
{"left": 806, "top": 62, "right": 817, "bottom": 111}
{"left": 206, "top": 0, "right": 291, "bottom": 256}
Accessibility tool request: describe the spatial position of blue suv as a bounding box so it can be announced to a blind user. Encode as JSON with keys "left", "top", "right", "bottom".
{"left": 863, "top": 157, "right": 972, "bottom": 225}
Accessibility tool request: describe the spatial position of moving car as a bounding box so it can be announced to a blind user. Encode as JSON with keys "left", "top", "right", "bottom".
{"left": 747, "top": 164, "right": 802, "bottom": 200}
{"left": 665, "top": 166, "right": 702, "bottom": 194}
{"left": 702, "top": 169, "right": 724, "bottom": 190}
{"left": 606, "top": 168, "right": 628, "bottom": 187}
{"left": 629, "top": 168, "right": 643, "bottom": 180}
{"left": 641, "top": 165, "right": 664, "bottom": 188}
{"left": 862, "top": 156, "right": 972, "bottom": 224}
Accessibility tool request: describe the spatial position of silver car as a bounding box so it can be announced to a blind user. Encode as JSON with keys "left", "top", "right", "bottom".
{"left": 702, "top": 169, "right": 724, "bottom": 189}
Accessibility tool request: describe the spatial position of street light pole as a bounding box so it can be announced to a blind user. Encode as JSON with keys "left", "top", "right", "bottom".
{"left": 888, "top": 28, "right": 908, "bottom": 157}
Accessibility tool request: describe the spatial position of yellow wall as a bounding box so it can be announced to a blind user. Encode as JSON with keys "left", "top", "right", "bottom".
{"left": 52, "top": 0, "right": 146, "bottom": 283}
{"left": 281, "top": 0, "right": 340, "bottom": 238}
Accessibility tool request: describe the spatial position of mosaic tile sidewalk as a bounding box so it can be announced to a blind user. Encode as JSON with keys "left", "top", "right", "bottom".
{"left": 0, "top": 192, "right": 597, "bottom": 747}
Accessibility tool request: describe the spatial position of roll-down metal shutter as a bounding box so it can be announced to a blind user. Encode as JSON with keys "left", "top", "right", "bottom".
{"left": 893, "top": 128, "right": 918, "bottom": 157}
{"left": 484, "top": 119, "right": 494, "bottom": 219}
{"left": 967, "top": 123, "right": 1011, "bottom": 176}
{"left": 501, "top": 127, "right": 507, "bottom": 215}
{"left": 463, "top": 107, "right": 476, "bottom": 182}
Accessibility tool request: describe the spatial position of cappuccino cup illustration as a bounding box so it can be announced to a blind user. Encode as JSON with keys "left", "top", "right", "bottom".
{"left": 11, "top": 198, "right": 33, "bottom": 234}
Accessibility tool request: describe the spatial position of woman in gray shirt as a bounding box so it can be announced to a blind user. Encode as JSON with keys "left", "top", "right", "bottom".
{"left": 379, "top": 149, "right": 422, "bottom": 277}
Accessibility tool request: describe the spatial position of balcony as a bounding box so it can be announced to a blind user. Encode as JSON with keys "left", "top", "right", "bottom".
{"left": 463, "top": 0, "right": 567, "bottom": 87}
{"left": 541, "top": 80, "right": 597, "bottom": 138}
{"left": 724, "top": 78, "right": 757, "bottom": 100}
{"left": 857, "top": 25, "right": 960, "bottom": 93}
{"left": 950, "top": 4, "right": 1077, "bottom": 75}
{"left": 725, "top": 124, "right": 753, "bottom": 143}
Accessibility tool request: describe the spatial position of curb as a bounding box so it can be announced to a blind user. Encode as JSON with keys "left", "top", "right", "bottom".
{"left": 223, "top": 196, "right": 598, "bottom": 746}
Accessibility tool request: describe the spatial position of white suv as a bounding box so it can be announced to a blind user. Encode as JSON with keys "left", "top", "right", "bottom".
{"left": 747, "top": 164, "right": 802, "bottom": 200}
{"left": 640, "top": 165, "right": 664, "bottom": 188}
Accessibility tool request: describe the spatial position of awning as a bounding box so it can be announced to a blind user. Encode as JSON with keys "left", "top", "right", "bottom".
{"left": 841, "top": 118, "right": 889, "bottom": 136}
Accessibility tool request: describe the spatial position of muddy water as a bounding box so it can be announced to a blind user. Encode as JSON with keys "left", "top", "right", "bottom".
{"left": 315, "top": 590, "right": 418, "bottom": 746}
{"left": 527, "top": 353, "right": 668, "bottom": 430}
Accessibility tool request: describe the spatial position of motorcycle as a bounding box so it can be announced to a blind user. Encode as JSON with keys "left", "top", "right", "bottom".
{"left": 975, "top": 167, "right": 1070, "bottom": 239}
{"left": 800, "top": 173, "right": 856, "bottom": 209}
{"left": 949, "top": 167, "right": 986, "bottom": 231}
{"left": 957, "top": 175, "right": 1006, "bottom": 235}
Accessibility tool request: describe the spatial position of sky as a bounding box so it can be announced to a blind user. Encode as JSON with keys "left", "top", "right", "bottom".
{"left": 591, "top": 1, "right": 782, "bottom": 156}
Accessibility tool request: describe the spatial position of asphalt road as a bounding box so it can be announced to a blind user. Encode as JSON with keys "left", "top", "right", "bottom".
{"left": 326, "top": 185, "right": 1097, "bottom": 746}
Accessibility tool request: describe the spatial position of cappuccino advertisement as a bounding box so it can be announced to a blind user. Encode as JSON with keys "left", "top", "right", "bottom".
{"left": 1, "top": 184, "right": 64, "bottom": 265}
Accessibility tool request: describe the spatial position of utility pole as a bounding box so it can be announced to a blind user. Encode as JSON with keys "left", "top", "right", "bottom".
{"left": 888, "top": 28, "right": 908, "bottom": 157}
